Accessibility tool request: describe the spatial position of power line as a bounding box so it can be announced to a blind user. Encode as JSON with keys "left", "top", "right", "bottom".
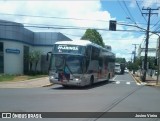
{"left": 117, "top": 0, "right": 147, "bottom": 34}
{"left": 122, "top": 1, "right": 137, "bottom": 25}
{"left": 117, "top": 0, "right": 130, "bottom": 19}
{"left": 0, "top": 23, "right": 147, "bottom": 33}
{"left": 0, "top": 12, "right": 154, "bottom": 27}
{"left": 0, "top": 12, "right": 108, "bottom": 22}
{"left": 151, "top": 20, "right": 160, "bottom": 31}
{"left": 136, "top": 0, "right": 147, "bottom": 23}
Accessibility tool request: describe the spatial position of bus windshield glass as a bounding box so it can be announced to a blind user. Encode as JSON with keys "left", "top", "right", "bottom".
{"left": 66, "top": 55, "right": 83, "bottom": 74}
{"left": 54, "top": 44, "right": 85, "bottom": 55}
{"left": 50, "top": 54, "right": 84, "bottom": 74}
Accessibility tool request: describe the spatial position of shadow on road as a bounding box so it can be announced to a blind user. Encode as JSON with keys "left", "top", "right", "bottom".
{"left": 51, "top": 80, "right": 115, "bottom": 90}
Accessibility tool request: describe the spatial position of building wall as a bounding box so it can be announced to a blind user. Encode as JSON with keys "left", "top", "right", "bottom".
{"left": 2, "top": 40, "right": 31, "bottom": 74}
{"left": 0, "top": 20, "right": 72, "bottom": 75}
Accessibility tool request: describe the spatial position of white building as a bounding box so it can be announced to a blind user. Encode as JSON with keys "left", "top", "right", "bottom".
{"left": 138, "top": 46, "right": 156, "bottom": 57}
{"left": 0, "top": 20, "right": 72, "bottom": 74}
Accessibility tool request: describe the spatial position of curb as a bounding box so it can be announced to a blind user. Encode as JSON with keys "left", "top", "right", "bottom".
{"left": 129, "top": 72, "right": 142, "bottom": 85}
{"left": 42, "top": 83, "right": 54, "bottom": 87}
{"left": 129, "top": 72, "right": 160, "bottom": 86}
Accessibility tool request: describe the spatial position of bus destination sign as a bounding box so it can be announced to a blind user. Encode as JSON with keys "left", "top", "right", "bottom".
{"left": 57, "top": 45, "right": 78, "bottom": 51}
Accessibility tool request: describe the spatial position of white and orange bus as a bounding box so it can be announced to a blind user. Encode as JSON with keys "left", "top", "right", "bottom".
{"left": 48, "top": 40, "right": 115, "bottom": 87}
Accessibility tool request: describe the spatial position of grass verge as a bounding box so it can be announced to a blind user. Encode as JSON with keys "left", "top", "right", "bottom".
{"left": 0, "top": 74, "right": 47, "bottom": 82}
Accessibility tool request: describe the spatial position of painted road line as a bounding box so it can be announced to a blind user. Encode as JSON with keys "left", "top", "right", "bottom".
{"left": 116, "top": 81, "right": 120, "bottom": 84}
{"left": 126, "top": 82, "right": 131, "bottom": 85}
{"left": 112, "top": 75, "right": 118, "bottom": 81}
{"left": 136, "top": 83, "right": 141, "bottom": 85}
{"left": 129, "top": 72, "right": 141, "bottom": 85}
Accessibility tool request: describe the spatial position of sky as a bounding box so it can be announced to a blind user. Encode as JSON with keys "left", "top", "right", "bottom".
{"left": 0, "top": 0, "right": 160, "bottom": 61}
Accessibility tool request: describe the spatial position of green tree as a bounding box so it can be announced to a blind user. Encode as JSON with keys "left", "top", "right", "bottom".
{"left": 127, "top": 57, "right": 141, "bottom": 72}
{"left": 28, "top": 50, "right": 35, "bottom": 72}
{"left": 136, "top": 56, "right": 157, "bottom": 70}
{"left": 81, "top": 29, "right": 105, "bottom": 47}
{"left": 34, "top": 50, "right": 42, "bottom": 72}
{"left": 27, "top": 50, "right": 42, "bottom": 72}
{"left": 116, "top": 58, "right": 126, "bottom": 63}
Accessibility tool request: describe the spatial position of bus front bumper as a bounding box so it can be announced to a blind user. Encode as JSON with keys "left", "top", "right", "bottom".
{"left": 49, "top": 77, "right": 86, "bottom": 87}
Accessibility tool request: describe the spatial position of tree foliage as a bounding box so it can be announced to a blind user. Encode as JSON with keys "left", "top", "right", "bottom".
{"left": 134, "top": 57, "right": 156, "bottom": 69}
{"left": 27, "top": 50, "right": 42, "bottom": 72}
{"left": 116, "top": 58, "right": 126, "bottom": 63}
{"left": 81, "top": 29, "right": 105, "bottom": 47}
{"left": 127, "top": 56, "right": 157, "bottom": 71}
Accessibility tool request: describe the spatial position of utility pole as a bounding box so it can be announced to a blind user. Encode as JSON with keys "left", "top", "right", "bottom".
{"left": 142, "top": 7, "right": 159, "bottom": 82}
{"left": 132, "top": 44, "right": 139, "bottom": 74}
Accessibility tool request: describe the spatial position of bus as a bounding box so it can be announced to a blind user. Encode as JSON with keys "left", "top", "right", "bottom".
{"left": 48, "top": 40, "right": 115, "bottom": 87}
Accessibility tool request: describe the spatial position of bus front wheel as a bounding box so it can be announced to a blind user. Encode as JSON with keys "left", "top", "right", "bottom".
{"left": 89, "top": 76, "right": 94, "bottom": 86}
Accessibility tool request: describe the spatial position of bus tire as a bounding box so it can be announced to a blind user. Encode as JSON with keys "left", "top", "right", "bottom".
{"left": 89, "top": 76, "right": 94, "bottom": 86}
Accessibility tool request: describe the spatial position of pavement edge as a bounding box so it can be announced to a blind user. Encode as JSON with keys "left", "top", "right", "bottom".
{"left": 129, "top": 72, "right": 143, "bottom": 85}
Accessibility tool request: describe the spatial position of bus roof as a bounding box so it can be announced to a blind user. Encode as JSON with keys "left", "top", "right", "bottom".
{"left": 55, "top": 40, "right": 107, "bottom": 49}
{"left": 55, "top": 40, "right": 92, "bottom": 46}
{"left": 55, "top": 40, "right": 115, "bottom": 56}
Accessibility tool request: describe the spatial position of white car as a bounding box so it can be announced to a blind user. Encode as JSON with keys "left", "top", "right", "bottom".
{"left": 124, "top": 69, "right": 129, "bottom": 73}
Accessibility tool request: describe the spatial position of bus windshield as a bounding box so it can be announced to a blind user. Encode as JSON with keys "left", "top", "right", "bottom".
{"left": 54, "top": 44, "right": 85, "bottom": 55}
{"left": 66, "top": 55, "right": 83, "bottom": 74}
{"left": 50, "top": 54, "right": 84, "bottom": 74}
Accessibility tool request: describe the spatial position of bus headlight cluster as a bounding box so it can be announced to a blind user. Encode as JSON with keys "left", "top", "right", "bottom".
{"left": 73, "top": 78, "right": 81, "bottom": 82}
{"left": 49, "top": 76, "right": 54, "bottom": 80}
{"left": 75, "top": 78, "right": 79, "bottom": 81}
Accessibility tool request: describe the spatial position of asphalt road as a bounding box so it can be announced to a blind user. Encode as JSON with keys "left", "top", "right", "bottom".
{"left": 0, "top": 73, "right": 160, "bottom": 121}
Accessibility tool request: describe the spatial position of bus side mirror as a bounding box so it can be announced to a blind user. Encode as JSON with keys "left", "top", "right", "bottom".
{"left": 46, "top": 51, "right": 52, "bottom": 61}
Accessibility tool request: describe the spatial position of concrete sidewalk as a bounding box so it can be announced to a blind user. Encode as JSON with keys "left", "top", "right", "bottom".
{"left": 133, "top": 71, "right": 160, "bottom": 86}
{"left": 0, "top": 77, "right": 53, "bottom": 88}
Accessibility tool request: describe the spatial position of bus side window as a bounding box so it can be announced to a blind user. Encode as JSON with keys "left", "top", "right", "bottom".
{"left": 105, "top": 57, "right": 109, "bottom": 66}
{"left": 99, "top": 57, "right": 103, "bottom": 67}
{"left": 91, "top": 47, "right": 100, "bottom": 60}
{"left": 82, "top": 58, "right": 87, "bottom": 73}
{"left": 86, "top": 46, "right": 91, "bottom": 58}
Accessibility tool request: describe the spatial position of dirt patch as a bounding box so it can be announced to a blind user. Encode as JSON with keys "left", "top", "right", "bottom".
{"left": 12, "top": 76, "right": 29, "bottom": 81}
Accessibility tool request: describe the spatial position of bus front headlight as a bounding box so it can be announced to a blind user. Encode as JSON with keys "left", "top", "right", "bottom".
{"left": 49, "top": 76, "right": 54, "bottom": 80}
{"left": 75, "top": 78, "right": 80, "bottom": 81}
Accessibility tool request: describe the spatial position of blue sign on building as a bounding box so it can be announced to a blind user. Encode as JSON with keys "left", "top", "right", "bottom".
{"left": 6, "top": 49, "right": 20, "bottom": 54}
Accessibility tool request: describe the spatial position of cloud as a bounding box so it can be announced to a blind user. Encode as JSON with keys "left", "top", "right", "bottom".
{"left": 142, "top": 0, "right": 160, "bottom": 7}
{"left": 129, "top": 0, "right": 137, "bottom": 8}
{"left": 0, "top": 1, "right": 158, "bottom": 61}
